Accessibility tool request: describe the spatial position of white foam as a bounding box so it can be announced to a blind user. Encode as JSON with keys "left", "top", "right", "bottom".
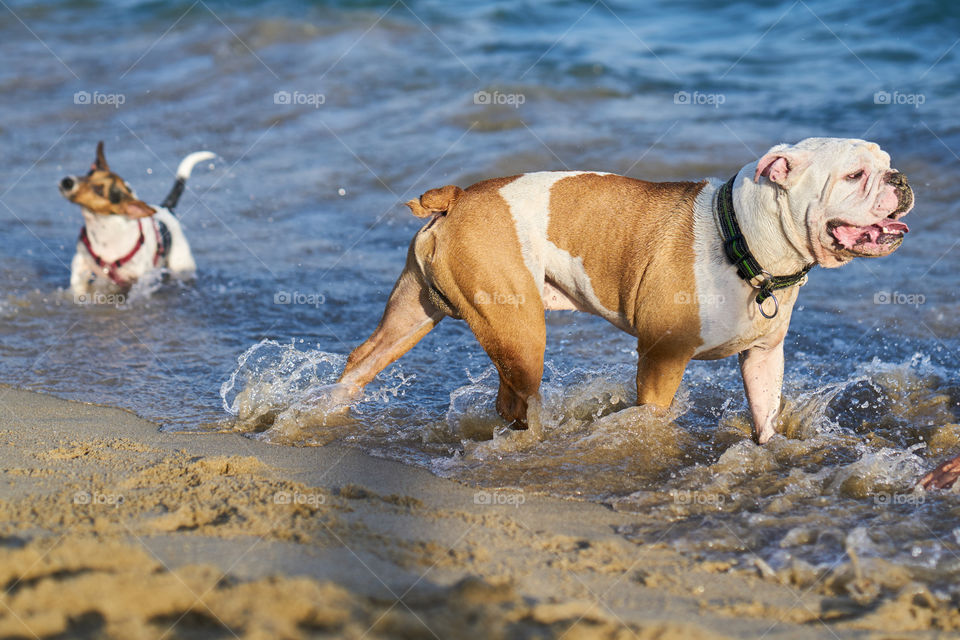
{"left": 220, "top": 339, "right": 417, "bottom": 439}
{"left": 220, "top": 339, "right": 347, "bottom": 420}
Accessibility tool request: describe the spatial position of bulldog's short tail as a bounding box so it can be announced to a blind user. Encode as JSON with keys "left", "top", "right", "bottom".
{"left": 161, "top": 150, "right": 216, "bottom": 212}
{"left": 405, "top": 185, "right": 464, "bottom": 218}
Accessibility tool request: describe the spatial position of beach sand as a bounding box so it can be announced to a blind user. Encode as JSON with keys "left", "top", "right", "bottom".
{"left": 0, "top": 386, "right": 955, "bottom": 639}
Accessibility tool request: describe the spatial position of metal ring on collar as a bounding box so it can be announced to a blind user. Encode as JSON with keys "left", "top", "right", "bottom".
{"left": 749, "top": 269, "right": 774, "bottom": 290}
{"left": 758, "top": 292, "right": 779, "bottom": 319}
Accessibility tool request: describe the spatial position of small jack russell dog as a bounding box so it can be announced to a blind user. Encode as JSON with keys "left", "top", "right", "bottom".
{"left": 60, "top": 141, "right": 214, "bottom": 294}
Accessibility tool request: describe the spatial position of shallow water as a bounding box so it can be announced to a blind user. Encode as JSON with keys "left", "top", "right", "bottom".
{"left": 3, "top": 0, "right": 960, "bottom": 601}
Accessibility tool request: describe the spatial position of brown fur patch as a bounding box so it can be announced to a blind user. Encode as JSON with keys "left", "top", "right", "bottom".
{"left": 545, "top": 175, "right": 705, "bottom": 351}
{"left": 544, "top": 175, "right": 706, "bottom": 405}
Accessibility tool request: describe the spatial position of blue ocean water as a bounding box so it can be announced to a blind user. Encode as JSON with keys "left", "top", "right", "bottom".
{"left": 1, "top": 0, "right": 959, "bottom": 595}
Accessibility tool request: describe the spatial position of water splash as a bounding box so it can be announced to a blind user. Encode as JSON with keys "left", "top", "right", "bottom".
{"left": 219, "top": 342, "right": 960, "bottom": 590}
{"left": 220, "top": 339, "right": 419, "bottom": 441}
{"left": 220, "top": 339, "right": 346, "bottom": 419}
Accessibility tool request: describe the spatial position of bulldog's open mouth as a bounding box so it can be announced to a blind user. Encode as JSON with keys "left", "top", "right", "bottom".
{"left": 828, "top": 219, "right": 909, "bottom": 256}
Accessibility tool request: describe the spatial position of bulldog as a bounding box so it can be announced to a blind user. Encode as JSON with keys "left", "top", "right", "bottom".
{"left": 336, "top": 138, "right": 913, "bottom": 444}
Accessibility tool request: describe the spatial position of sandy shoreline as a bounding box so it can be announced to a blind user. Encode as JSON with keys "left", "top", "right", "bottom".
{"left": 0, "top": 386, "right": 955, "bottom": 639}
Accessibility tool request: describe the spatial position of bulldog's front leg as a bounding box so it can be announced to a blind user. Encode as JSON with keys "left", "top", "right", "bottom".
{"left": 636, "top": 346, "right": 694, "bottom": 408}
{"left": 738, "top": 340, "right": 785, "bottom": 444}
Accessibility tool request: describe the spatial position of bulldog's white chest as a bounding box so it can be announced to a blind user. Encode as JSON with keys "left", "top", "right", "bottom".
{"left": 690, "top": 181, "right": 797, "bottom": 359}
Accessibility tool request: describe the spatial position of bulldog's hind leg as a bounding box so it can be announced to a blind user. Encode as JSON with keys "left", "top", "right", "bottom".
{"left": 424, "top": 213, "right": 547, "bottom": 428}
{"left": 338, "top": 268, "right": 444, "bottom": 396}
{"left": 472, "top": 310, "right": 546, "bottom": 427}
{"left": 456, "top": 286, "right": 546, "bottom": 429}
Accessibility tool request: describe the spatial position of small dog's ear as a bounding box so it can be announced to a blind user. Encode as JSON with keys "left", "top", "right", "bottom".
{"left": 93, "top": 141, "right": 110, "bottom": 172}
{"left": 122, "top": 199, "right": 155, "bottom": 218}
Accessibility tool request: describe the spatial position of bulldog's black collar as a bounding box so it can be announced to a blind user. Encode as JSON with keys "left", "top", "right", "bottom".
{"left": 716, "top": 175, "right": 814, "bottom": 318}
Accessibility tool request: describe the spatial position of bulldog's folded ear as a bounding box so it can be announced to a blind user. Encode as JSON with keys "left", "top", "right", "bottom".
{"left": 754, "top": 146, "right": 811, "bottom": 188}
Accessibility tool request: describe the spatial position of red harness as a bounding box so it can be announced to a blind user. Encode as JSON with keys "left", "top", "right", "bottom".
{"left": 79, "top": 218, "right": 166, "bottom": 286}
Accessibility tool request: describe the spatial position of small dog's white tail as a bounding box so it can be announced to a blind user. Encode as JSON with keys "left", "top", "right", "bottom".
{"left": 176, "top": 151, "right": 216, "bottom": 180}
{"left": 162, "top": 151, "right": 216, "bottom": 211}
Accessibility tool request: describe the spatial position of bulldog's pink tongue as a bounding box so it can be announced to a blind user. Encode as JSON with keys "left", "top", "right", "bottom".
{"left": 833, "top": 221, "right": 909, "bottom": 248}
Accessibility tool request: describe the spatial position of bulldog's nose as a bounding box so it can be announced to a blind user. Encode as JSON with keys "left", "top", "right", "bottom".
{"left": 60, "top": 176, "right": 75, "bottom": 192}
{"left": 886, "top": 171, "right": 908, "bottom": 188}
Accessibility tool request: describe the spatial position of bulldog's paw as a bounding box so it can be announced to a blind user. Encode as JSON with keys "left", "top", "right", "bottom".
{"left": 754, "top": 421, "right": 779, "bottom": 445}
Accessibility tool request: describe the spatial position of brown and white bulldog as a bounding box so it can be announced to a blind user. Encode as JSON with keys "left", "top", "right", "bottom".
{"left": 336, "top": 137, "right": 914, "bottom": 444}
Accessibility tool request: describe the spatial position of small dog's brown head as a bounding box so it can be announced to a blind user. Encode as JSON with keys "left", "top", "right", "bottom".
{"left": 59, "top": 142, "right": 155, "bottom": 218}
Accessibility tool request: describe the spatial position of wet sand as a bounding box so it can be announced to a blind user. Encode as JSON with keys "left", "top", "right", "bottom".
{"left": 0, "top": 386, "right": 956, "bottom": 639}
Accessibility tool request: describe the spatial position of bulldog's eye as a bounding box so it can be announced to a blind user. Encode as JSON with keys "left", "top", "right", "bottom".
{"left": 109, "top": 186, "right": 123, "bottom": 204}
{"left": 92, "top": 185, "right": 104, "bottom": 196}
{"left": 846, "top": 170, "right": 864, "bottom": 181}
